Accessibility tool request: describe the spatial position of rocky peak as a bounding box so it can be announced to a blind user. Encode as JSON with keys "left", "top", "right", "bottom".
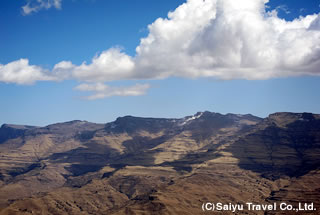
{"left": 105, "top": 116, "right": 178, "bottom": 134}
{"left": 0, "top": 124, "right": 36, "bottom": 144}
{"left": 266, "top": 112, "right": 319, "bottom": 128}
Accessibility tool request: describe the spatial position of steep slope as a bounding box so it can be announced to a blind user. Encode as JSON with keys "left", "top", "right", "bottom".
{"left": 0, "top": 112, "right": 320, "bottom": 214}
{"left": 229, "top": 112, "right": 320, "bottom": 179}
{"left": 0, "top": 124, "right": 37, "bottom": 144}
{"left": 0, "top": 121, "right": 105, "bottom": 208}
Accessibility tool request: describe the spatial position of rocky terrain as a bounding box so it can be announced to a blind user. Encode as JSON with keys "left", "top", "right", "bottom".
{"left": 0, "top": 111, "right": 319, "bottom": 214}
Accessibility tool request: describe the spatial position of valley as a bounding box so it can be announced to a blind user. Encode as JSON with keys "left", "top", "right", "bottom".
{"left": 0, "top": 112, "right": 319, "bottom": 214}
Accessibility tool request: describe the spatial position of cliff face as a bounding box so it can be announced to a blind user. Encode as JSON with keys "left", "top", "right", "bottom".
{"left": 0, "top": 112, "right": 320, "bottom": 215}
{"left": 0, "top": 124, "right": 35, "bottom": 144}
{"left": 229, "top": 112, "right": 320, "bottom": 180}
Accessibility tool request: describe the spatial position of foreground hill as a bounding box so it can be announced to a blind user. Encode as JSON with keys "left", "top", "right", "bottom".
{"left": 0, "top": 112, "right": 319, "bottom": 214}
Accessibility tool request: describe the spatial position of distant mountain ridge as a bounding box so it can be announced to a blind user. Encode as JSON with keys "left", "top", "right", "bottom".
{"left": 0, "top": 111, "right": 319, "bottom": 214}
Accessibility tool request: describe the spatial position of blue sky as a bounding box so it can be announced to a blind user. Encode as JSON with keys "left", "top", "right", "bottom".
{"left": 1, "top": 0, "right": 320, "bottom": 126}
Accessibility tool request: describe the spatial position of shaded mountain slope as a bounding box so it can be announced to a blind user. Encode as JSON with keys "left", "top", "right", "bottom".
{"left": 0, "top": 112, "right": 320, "bottom": 214}
{"left": 229, "top": 112, "right": 320, "bottom": 180}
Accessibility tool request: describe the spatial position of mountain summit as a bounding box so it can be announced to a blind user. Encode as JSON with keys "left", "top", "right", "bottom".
{"left": 0, "top": 112, "right": 319, "bottom": 214}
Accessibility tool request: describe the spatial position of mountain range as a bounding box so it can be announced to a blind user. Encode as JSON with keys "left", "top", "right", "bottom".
{"left": 0, "top": 111, "right": 320, "bottom": 214}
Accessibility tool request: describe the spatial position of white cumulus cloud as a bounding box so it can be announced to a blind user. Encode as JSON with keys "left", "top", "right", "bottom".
{"left": 132, "top": 0, "right": 320, "bottom": 80}
{"left": 22, "top": 0, "right": 62, "bottom": 15}
{"left": 51, "top": 0, "right": 320, "bottom": 81}
{"left": 71, "top": 48, "right": 135, "bottom": 82}
{"left": 2, "top": 0, "right": 320, "bottom": 96}
{"left": 74, "top": 83, "right": 150, "bottom": 100}
{"left": 0, "top": 59, "right": 54, "bottom": 85}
